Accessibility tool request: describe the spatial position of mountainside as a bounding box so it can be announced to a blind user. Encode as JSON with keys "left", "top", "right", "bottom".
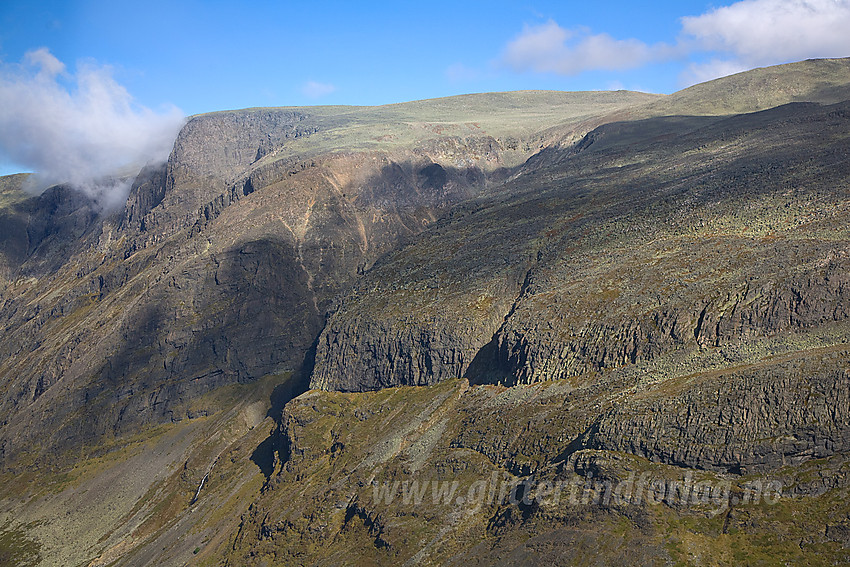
{"left": 311, "top": 98, "right": 850, "bottom": 391}
{"left": 2, "top": 59, "right": 850, "bottom": 566}
{"left": 0, "top": 90, "right": 656, "bottom": 472}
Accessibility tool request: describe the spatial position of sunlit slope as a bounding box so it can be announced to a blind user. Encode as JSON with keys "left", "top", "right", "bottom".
{"left": 639, "top": 57, "right": 850, "bottom": 117}
{"left": 196, "top": 90, "right": 663, "bottom": 171}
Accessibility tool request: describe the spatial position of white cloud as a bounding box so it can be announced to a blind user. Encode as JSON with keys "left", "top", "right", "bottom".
{"left": 678, "top": 0, "right": 850, "bottom": 83}
{"left": 497, "top": 1, "right": 850, "bottom": 87}
{"left": 681, "top": 0, "right": 850, "bottom": 66}
{"left": 0, "top": 48, "right": 184, "bottom": 209}
{"left": 499, "top": 20, "right": 670, "bottom": 76}
{"left": 25, "top": 47, "right": 66, "bottom": 76}
{"left": 301, "top": 80, "right": 337, "bottom": 99}
{"left": 680, "top": 58, "right": 751, "bottom": 86}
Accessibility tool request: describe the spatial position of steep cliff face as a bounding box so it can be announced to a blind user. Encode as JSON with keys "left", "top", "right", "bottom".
{"left": 132, "top": 109, "right": 319, "bottom": 240}
{"left": 582, "top": 353, "right": 850, "bottom": 474}
{"left": 311, "top": 99, "right": 850, "bottom": 392}
{"left": 308, "top": 202, "right": 534, "bottom": 390}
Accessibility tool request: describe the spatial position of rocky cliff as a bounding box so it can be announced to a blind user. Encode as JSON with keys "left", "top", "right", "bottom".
{"left": 311, "top": 99, "right": 850, "bottom": 392}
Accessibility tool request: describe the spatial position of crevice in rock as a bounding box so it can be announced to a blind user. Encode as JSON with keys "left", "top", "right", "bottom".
{"left": 466, "top": 267, "right": 537, "bottom": 386}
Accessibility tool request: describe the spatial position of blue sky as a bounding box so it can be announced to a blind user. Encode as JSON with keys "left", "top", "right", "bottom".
{"left": 0, "top": 1, "right": 699, "bottom": 111}
{"left": 2, "top": 0, "right": 850, "bottom": 178}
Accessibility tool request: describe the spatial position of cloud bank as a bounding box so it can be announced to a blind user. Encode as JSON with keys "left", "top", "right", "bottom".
{"left": 500, "top": 20, "right": 668, "bottom": 76}
{"left": 0, "top": 48, "right": 184, "bottom": 209}
{"left": 681, "top": 0, "right": 850, "bottom": 83}
{"left": 497, "top": 0, "right": 850, "bottom": 86}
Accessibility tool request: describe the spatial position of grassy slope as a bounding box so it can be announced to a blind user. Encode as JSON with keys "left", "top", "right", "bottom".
{"left": 510, "top": 58, "right": 850, "bottom": 157}
{"left": 641, "top": 58, "right": 850, "bottom": 117}
{"left": 203, "top": 90, "right": 664, "bottom": 168}
{"left": 0, "top": 372, "right": 294, "bottom": 567}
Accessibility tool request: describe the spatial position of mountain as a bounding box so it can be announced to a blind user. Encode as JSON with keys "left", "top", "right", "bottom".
{"left": 1, "top": 59, "right": 850, "bottom": 566}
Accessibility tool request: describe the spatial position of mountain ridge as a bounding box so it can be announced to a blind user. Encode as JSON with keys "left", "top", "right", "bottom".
{"left": 1, "top": 57, "right": 850, "bottom": 565}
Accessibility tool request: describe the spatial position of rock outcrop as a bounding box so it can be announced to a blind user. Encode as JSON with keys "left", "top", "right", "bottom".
{"left": 582, "top": 352, "right": 850, "bottom": 474}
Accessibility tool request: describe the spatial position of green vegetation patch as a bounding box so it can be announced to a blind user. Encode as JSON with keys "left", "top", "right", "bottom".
{"left": 0, "top": 523, "right": 41, "bottom": 567}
